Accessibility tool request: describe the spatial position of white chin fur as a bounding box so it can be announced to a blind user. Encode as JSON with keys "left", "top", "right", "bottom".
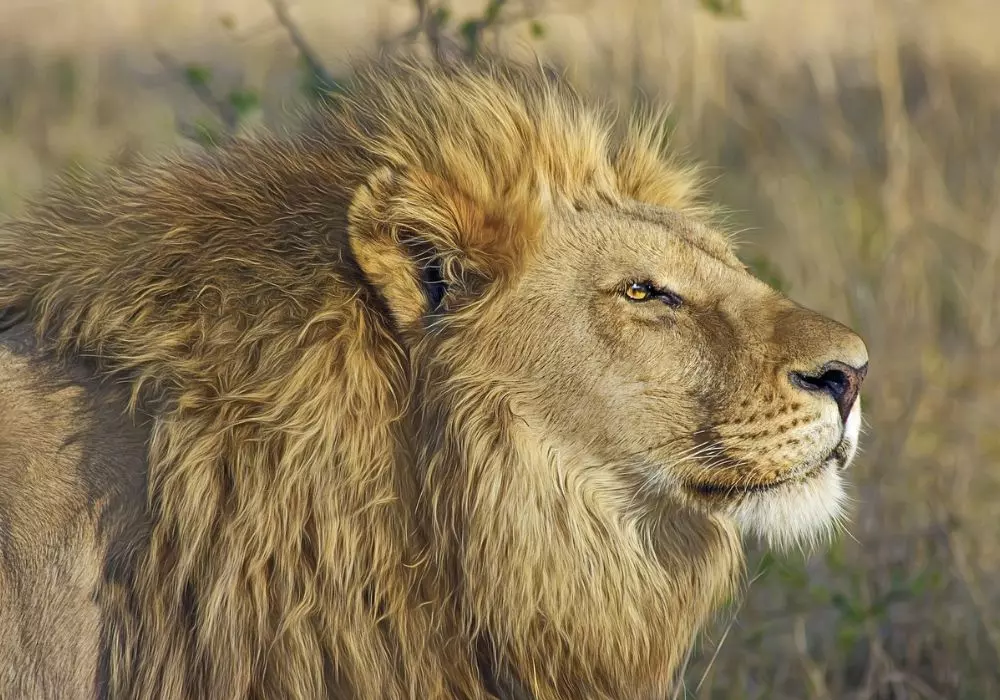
{"left": 729, "top": 399, "right": 862, "bottom": 552}
{"left": 726, "top": 465, "right": 847, "bottom": 551}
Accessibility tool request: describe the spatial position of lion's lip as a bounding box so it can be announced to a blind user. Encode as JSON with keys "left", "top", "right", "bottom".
{"left": 685, "top": 438, "right": 850, "bottom": 498}
{"left": 685, "top": 470, "right": 809, "bottom": 497}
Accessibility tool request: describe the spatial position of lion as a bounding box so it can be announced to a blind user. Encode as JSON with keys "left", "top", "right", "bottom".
{"left": 0, "top": 54, "right": 868, "bottom": 699}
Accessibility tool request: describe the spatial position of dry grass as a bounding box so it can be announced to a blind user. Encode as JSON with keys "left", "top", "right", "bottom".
{"left": 1, "top": 0, "right": 998, "bottom": 696}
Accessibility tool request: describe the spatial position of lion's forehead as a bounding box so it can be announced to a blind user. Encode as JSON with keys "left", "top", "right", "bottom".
{"left": 531, "top": 207, "right": 750, "bottom": 302}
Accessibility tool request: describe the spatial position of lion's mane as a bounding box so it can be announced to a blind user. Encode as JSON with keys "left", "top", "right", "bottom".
{"left": 0, "top": 55, "right": 742, "bottom": 699}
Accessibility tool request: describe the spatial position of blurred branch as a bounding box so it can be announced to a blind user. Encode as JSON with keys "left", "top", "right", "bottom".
{"left": 408, "top": 0, "right": 445, "bottom": 56}
{"left": 393, "top": 0, "right": 544, "bottom": 61}
{"left": 159, "top": 0, "right": 547, "bottom": 145}
{"left": 699, "top": 0, "right": 744, "bottom": 19}
{"left": 154, "top": 51, "right": 239, "bottom": 132}
{"left": 945, "top": 525, "right": 1000, "bottom": 667}
{"left": 263, "top": 0, "right": 339, "bottom": 94}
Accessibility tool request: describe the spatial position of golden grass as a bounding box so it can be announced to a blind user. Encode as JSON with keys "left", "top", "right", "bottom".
{"left": 2, "top": 0, "right": 998, "bottom": 696}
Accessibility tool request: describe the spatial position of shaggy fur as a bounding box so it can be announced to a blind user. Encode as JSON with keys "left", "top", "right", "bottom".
{"left": 0, "top": 54, "right": 868, "bottom": 699}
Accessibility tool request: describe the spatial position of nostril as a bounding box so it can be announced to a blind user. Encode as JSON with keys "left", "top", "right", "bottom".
{"left": 797, "top": 368, "right": 849, "bottom": 398}
{"left": 790, "top": 361, "right": 865, "bottom": 422}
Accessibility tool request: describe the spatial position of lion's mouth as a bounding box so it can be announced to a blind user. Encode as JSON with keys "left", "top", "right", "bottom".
{"left": 685, "top": 437, "right": 852, "bottom": 498}
{"left": 686, "top": 472, "right": 808, "bottom": 498}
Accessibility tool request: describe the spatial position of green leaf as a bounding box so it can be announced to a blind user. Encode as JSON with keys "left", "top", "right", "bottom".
{"left": 836, "top": 624, "right": 862, "bottom": 653}
{"left": 830, "top": 592, "right": 852, "bottom": 615}
{"left": 227, "top": 88, "right": 260, "bottom": 118}
{"left": 431, "top": 6, "right": 451, "bottom": 27}
{"left": 483, "top": 0, "right": 503, "bottom": 24}
{"left": 191, "top": 118, "right": 223, "bottom": 148}
{"left": 699, "top": 0, "right": 744, "bottom": 18}
{"left": 757, "top": 550, "right": 776, "bottom": 571}
{"left": 52, "top": 56, "right": 78, "bottom": 106}
{"left": 830, "top": 591, "right": 866, "bottom": 623}
{"left": 183, "top": 64, "right": 212, "bottom": 88}
{"left": 297, "top": 56, "right": 345, "bottom": 104}
{"left": 823, "top": 537, "right": 848, "bottom": 571}
{"left": 771, "top": 557, "right": 808, "bottom": 588}
{"left": 529, "top": 20, "right": 545, "bottom": 39}
{"left": 460, "top": 19, "right": 482, "bottom": 53}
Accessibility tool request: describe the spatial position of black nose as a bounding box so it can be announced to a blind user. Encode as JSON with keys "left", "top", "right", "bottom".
{"left": 790, "top": 361, "right": 868, "bottom": 422}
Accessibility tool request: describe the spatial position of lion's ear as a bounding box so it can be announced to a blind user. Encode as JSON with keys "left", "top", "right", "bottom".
{"left": 347, "top": 166, "right": 534, "bottom": 331}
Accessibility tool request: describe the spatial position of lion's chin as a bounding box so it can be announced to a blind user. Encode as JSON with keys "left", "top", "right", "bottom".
{"left": 724, "top": 462, "right": 847, "bottom": 551}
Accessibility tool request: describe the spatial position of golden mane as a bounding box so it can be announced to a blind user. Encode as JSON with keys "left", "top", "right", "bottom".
{"left": 0, "top": 54, "right": 742, "bottom": 699}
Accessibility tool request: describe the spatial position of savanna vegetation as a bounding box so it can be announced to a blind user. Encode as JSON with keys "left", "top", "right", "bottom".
{"left": 1, "top": 0, "right": 997, "bottom": 697}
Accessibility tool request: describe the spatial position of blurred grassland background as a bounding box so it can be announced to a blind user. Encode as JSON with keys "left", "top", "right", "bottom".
{"left": 2, "top": 0, "right": 999, "bottom": 697}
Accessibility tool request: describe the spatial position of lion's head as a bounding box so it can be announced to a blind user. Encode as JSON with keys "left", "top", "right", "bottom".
{"left": 474, "top": 201, "right": 867, "bottom": 547}
{"left": 0, "top": 55, "right": 867, "bottom": 699}
{"left": 343, "top": 58, "right": 867, "bottom": 546}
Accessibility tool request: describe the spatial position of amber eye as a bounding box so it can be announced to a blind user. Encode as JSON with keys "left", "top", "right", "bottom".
{"left": 624, "top": 281, "right": 655, "bottom": 302}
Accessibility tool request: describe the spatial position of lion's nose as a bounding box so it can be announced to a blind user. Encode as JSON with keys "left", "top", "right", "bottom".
{"left": 790, "top": 361, "right": 868, "bottom": 422}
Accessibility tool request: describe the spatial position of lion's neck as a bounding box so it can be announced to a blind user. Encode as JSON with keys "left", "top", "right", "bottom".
{"left": 429, "top": 416, "right": 744, "bottom": 699}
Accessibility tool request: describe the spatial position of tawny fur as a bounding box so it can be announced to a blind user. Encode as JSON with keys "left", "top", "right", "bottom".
{"left": 0, "top": 54, "right": 866, "bottom": 699}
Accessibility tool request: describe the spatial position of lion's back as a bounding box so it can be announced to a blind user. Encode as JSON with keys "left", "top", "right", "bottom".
{"left": 0, "top": 322, "right": 150, "bottom": 698}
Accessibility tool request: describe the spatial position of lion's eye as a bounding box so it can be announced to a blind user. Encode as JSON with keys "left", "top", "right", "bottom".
{"left": 624, "top": 281, "right": 655, "bottom": 302}
{"left": 622, "top": 281, "right": 685, "bottom": 308}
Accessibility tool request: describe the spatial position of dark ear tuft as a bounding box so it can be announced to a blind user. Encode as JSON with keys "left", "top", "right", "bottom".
{"left": 398, "top": 235, "right": 447, "bottom": 313}
{"left": 421, "top": 257, "right": 447, "bottom": 312}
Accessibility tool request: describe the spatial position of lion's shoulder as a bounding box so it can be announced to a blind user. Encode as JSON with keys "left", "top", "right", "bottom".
{"left": 0, "top": 322, "right": 150, "bottom": 696}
